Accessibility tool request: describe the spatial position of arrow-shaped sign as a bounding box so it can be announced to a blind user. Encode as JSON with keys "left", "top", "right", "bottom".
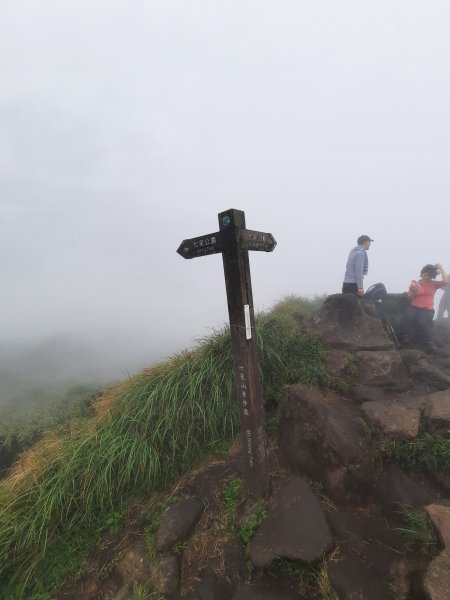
{"left": 240, "top": 229, "right": 277, "bottom": 252}
{"left": 177, "top": 228, "right": 277, "bottom": 259}
{"left": 176, "top": 230, "right": 230, "bottom": 259}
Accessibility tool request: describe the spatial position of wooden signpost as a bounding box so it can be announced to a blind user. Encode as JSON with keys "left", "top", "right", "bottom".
{"left": 177, "top": 209, "right": 277, "bottom": 496}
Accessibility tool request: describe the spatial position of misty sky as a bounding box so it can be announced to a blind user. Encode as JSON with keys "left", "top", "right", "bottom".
{"left": 1, "top": 1, "right": 449, "bottom": 364}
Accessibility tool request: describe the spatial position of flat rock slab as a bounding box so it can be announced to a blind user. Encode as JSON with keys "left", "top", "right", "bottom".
{"left": 423, "top": 552, "right": 450, "bottom": 600}
{"left": 248, "top": 477, "right": 333, "bottom": 568}
{"left": 424, "top": 391, "right": 450, "bottom": 439}
{"left": 156, "top": 498, "right": 203, "bottom": 552}
{"left": 361, "top": 400, "right": 420, "bottom": 438}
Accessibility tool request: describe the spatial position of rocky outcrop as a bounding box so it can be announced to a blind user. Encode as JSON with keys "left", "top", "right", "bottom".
{"left": 248, "top": 477, "right": 333, "bottom": 568}
{"left": 278, "top": 384, "right": 374, "bottom": 500}
{"left": 424, "top": 391, "right": 450, "bottom": 439}
{"left": 354, "top": 350, "right": 409, "bottom": 389}
{"left": 424, "top": 504, "right": 450, "bottom": 600}
{"left": 423, "top": 553, "right": 450, "bottom": 600}
{"left": 401, "top": 349, "right": 450, "bottom": 389}
{"left": 54, "top": 295, "right": 450, "bottom": 600}
{"left": 361, "top": 399, "right": 421, "bottom": 438}
{"left": 372, "top": 465, "right": 433, "bottom": 509}
{"left": 314, "top": 294, "right": 394, "bottom": 351}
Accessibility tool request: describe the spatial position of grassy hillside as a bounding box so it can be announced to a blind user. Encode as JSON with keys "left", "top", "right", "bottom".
{"left": 0, "top": 296, "right": 330, "bottom": 599}
{"left": 0, "top": 384, "right": 100, "bottom": 478}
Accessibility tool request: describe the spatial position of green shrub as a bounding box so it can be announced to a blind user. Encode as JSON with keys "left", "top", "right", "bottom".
{"left": 238, "top": 501, "right": 267, "bottom": 547}
{"left": 380, "top": 435, "right": 450, "bottom": 473}
{"left": 396, "top": 505, "right": 438, "bottom": 554}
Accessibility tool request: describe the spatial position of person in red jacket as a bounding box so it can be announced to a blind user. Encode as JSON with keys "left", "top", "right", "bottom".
{"left": 405, "top": 263, "right": 449, "bottom": 352}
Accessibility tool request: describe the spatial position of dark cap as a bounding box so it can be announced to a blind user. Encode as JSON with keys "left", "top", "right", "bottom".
{"left": 357, "top": 235, "right": 374, "bottom": 245}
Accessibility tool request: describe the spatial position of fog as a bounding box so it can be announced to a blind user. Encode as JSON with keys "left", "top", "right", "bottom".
{"left": 1, "top": 1, "right": 449, "bottom": 395}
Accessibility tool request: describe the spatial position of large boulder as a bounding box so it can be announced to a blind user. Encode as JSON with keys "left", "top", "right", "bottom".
{"left": 314, "top": 294, "right": 394, "bottom": 351}
{"left": 372, "top": 466, "right": 433, "bottom": 510}
{"left": 354, "top": 350, "right": 409, "bottom": 389}
{"left": 400, "top": 349, "right": 450, "bottom": 389}
{"left": 423, "top": 504, "right": 450, "bottom": 600}
{"left": 156, "top": 498, "right": 203, "bottom": 552}
{"left": 423, "top": 552, "right": 450, "bottom": 600}
{"left": 426, "top": 504, "right": 450, "bottom": 550}
{"left": 361, "top": 400, "right": 420, "bottom": 438}
{"left": 279, "top": 385, "right": 365, "bottom": 470}
{"left": 279, "top": 384, "right": 372, "bottom": 500}
{"left": 352, "top": 384, "right": 387, "bottom": 404}
{"left": 248, "top": 477, "right": 333, "bottom": 568}
{"left": 424, "top": 391, "right": 450, "bottom": 439}
{"left": 327, "top": 508, "right": 413, "bottom": 600}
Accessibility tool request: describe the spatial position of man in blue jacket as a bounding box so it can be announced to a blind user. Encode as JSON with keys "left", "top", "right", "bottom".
{"left": 342, "top": 235, "right": 374, "bottom": 296}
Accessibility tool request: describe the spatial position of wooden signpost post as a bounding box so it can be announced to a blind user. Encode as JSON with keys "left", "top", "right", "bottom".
{"left": 177, "top": 209, "right": 277, "bottom": 497}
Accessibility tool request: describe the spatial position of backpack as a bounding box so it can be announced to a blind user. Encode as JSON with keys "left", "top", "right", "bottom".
{"left": 364, "top": 283, "right": 387, "bottom": 302}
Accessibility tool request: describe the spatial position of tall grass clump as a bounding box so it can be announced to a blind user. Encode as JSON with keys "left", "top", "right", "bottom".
{"left": 0, "top": 297, "right": 328, "bottom": 594}
{"left": 396, "top": 505, "right": 438, "bottom": 554}
{"left": 380, "top": 434, "right": 450, "bottom": 473}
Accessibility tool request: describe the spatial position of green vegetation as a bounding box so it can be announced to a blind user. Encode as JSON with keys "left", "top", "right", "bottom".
{"left": 270, "top": 556, "right": 339, "bottom": 599}
{"left": 265, "top": 415, "right": 281, "bottom": 431}
{"left": 380, "top": 434, "right": 450, "bottom": 473}
{"left": 396, "top": 505, "right": 438, "bottom": 554}
{"left": 316, "top": 560, "right": 340, "bottom": 600}
{"left": 237, "top": 500, "right": 267, "bottom": 548}
{"left": 0, "top": 296, "right": 330, "bottom": 597}
{"left": 357, "top": 417, "right": 374, "bottom": 442}
{"left": 221, "top": 476, "right": 244, "bottom": 532}
{"left": 0, "top": 383, "right": 100, "bottom": 477}
{"left": 387, "top": 581, "right": 400, "bottom": 600}
{"left": 130, "top": 583, "right": 162, "bottom": 600}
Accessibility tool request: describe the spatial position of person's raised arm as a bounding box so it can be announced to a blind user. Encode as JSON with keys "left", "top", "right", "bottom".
{"left": 436, "top": 263, "right": 449, "bottom": 284}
